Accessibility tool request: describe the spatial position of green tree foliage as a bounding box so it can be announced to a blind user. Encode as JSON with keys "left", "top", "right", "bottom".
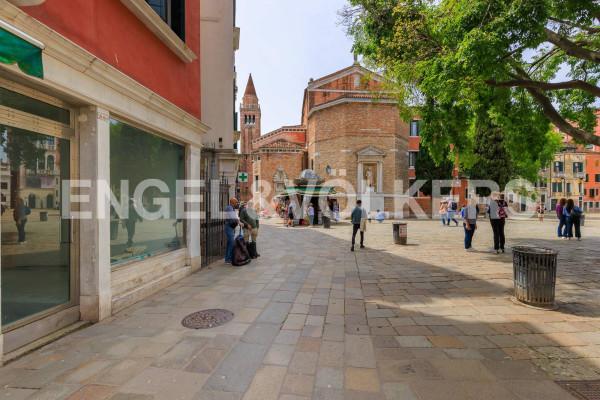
{"left": 467, "top": 114, "right": 514, "bottom": 195}
{"left": 414, "top": 146, "right": 454, "bottom": 196}
{"left": 1, "top": 125, "right": 46, "bottom": 171}
{"left": 342, "top": 0, "right": 598, "bottom": 177}
{"left": 109, "top": 119, "right": 184, "bottom": 213}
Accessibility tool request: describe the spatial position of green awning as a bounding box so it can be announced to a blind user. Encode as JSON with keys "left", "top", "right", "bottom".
{"left": 0, "top": 27, "right": 43, "bottom": 79}
{"left": 277, "top": 186, "right": 337, "bottom": 197}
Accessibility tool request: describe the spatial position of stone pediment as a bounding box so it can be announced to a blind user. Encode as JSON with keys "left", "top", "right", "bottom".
{"left": 308, "top": 65, "right": 384, "bottom": 90}
{"left": 357, "top": 146, "right": 386, "bottom": 157}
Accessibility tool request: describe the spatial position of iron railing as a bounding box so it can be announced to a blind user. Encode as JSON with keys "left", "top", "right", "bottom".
{"left": 200, "top": 174, "right": 230, "bottom": 267}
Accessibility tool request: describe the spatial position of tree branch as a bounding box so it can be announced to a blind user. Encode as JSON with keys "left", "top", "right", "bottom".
{"left": 544, "top": 28, "right": 600, "bottom": 63}
{"left": 526, "top": 87, "right": 600, "bottom": 146}
{"left": 486, "top": 78, "right": 600, "bottom": 97}
{"left": 527, "top": 47, "right": 559, "bottom": 74}
{"left": 503, "top": 64, "right": 600, "bottom": 145}
{"left": 548, "top": 17, "right": 600, "bottom": 34}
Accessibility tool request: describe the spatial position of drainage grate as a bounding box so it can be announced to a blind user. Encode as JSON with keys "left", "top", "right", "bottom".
{"left": 557, "top": 380, "right": 600, "bottom": 400}
{"left": 181, "top": 309, "right": 234, "bottom": 329}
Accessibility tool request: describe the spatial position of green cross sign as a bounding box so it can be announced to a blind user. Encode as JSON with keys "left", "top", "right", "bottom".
{"left": 238, "top": 172, "right": 248, "bottom": 182}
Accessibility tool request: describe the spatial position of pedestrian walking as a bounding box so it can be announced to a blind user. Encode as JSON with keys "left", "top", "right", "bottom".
{"left": 556, "top": 198, "right": 567, "bottom": 238}
{"left": 439, "top": 200, "right": 448, "bottom": 226}
{"left": 283, "top": 200, "right": 291, "bottom": 226}
{"left": 13, "top": 197, "right": 30, "bottom": 244}
{"left": 537, "top": 203, "right": 545, "bottom": 222}
{"left": 488, "top": 193, "right": 508, "bottom": 254}
{"left": 350, "top": 200, "right": 366, "bottom": 251}
{"left": 461, "top": 199, "right": 479, "bottom": 251}
{"left": 224, "top": 198, "right": 241, "bottom": 264}
{"left": 287, "top": 202, "right": 295, "bottom": 227}
{"left": 563, "top": 199, "right": 583, "bottom": 240}
{"left": 239, "top": 200, "right": 260, "bottom": 258}
{"left": 446, "top": 198, "right": 459, "bottom": 226}
{"left": 307, "top": 203, "right": 315, "bottom": 226}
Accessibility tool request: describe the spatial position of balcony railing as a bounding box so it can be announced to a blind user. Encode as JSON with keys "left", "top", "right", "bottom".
{"left": 26, "top": 169, "right": 58, "bottom": 176}
{"left": 575, "top": 172, "right": 586, "bottom": 179}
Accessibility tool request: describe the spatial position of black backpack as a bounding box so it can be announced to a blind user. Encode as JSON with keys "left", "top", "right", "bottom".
{"left": 232, "top": 236, "right": 251, "bottom": 266}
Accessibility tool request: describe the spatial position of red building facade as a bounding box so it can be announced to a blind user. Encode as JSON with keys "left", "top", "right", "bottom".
{"left": 584, "top": 110, "right": 600, "bottom": 210}
{"left": 22, "top": 0, "right": 201, "bottom": 116}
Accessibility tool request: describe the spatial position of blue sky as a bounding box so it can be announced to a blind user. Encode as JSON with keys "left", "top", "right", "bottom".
{"left": 236, "top": 0, "right": 354, "bottom": 134}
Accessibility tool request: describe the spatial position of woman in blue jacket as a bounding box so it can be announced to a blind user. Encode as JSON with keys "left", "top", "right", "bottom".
{"left": 563, "top": 199, "right": 582, "bottom": 241}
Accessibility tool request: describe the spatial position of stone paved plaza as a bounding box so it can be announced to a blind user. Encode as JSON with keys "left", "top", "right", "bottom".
{"left": 1, "top": 217, "right": 599, "bottom": 400}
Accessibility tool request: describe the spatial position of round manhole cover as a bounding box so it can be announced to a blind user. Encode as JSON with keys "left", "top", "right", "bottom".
{"left": 181, "top": 309, "right": 234, "bottom": 329}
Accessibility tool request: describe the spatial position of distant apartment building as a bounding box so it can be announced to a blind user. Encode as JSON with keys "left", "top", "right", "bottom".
{"left": 546, "top": 148, "right": 586, "bottom": 209}
{"left": 539, "top": 111, "right": 600, "bottom": 212}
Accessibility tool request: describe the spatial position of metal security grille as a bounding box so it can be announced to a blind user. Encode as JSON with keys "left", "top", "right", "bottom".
{"left": 557, "top": 381, "right": 600, "bottom": 400}
{"left": 200, "top": 174, "right": 229, "bottom": 267}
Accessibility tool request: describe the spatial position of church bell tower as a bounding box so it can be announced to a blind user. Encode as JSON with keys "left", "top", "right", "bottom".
{"left": 238, "top": 74, "right": 261, "bottom": 200}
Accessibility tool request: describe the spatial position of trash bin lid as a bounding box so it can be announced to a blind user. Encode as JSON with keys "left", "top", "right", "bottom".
{"left": 512, "top": 245, "right": 558, "bottom": 256}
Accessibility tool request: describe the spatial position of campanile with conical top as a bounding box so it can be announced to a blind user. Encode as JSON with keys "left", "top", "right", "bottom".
{"left": 238, "top": 74, "right": 261, "bottom": 200}
{"left": 240, "top": 74, "right": 261, "bottom": 154}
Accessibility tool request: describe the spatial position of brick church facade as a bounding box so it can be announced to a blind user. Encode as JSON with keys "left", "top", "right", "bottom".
{"left": 239, "top": 63, "right": 418, "bottom": 214}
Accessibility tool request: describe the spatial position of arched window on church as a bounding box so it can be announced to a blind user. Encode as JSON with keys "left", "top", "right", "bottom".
{"left": 47, "top": 155, "right": 54, "bottom": 172}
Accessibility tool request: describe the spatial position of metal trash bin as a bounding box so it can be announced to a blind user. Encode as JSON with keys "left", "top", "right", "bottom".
{"left": 512, "top": 245, "right": 558, "bottom": 308}
{"left": 323, "top": 216, "right": 331, "bottom": 229}
{"left": 392, "top": 222, "right": 407, "bottom": 245}
{"left": 39, "top": 211, "right": 48, "bottom": 221}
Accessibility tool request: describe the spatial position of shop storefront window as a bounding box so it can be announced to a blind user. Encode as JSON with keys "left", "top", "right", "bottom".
{"left": 109, "top": 119, "right": 185, "bottom": 265}
{"left": 0, "top": 87, "right": 70, "bottom": 125}
{"left": 0, "top": 125, "right": 70, "bottom": 327}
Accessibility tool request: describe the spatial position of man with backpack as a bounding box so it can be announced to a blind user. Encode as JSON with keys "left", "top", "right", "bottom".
{"left": 446, "top": 198, "right": 459, "bottom": 226}
{"left": 488, "top": 193, "right": 508, "bottom": 253}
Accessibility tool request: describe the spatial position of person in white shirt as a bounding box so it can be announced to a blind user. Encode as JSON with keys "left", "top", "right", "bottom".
{"left": 375, "top": 209, "right": 385, "bottom": 223}
{"left": 461, "top": 199, "right": 479, "bottom": 251}
{"left": 307, "top": 203, "right": 315, "bottom": 226}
